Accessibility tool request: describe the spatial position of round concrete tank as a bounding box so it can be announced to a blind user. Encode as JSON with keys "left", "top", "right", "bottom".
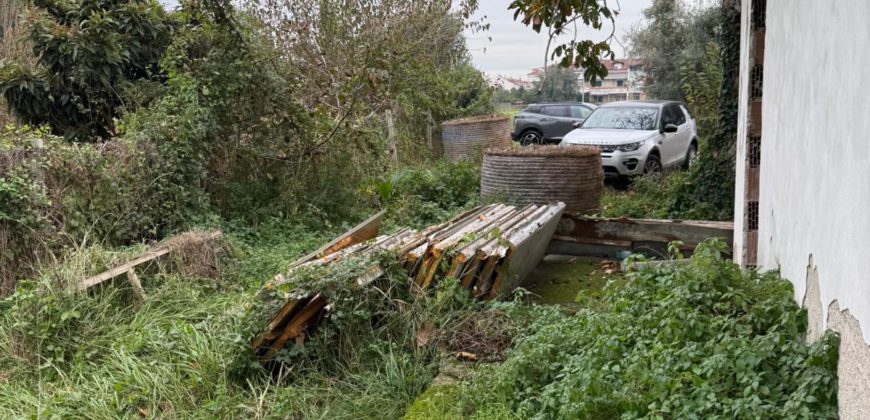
{"left": 481, "top": 145, "right": 603, "bottom": 214}
{"left": 441, "top": 115, "right": 511, "bottom": 162}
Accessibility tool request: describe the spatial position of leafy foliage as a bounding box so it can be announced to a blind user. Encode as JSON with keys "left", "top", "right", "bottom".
{"left": 508, "top": 0, "right": 616, "bottom": 81}
{"left": 458, "top": 240, "right": 840, "bottom": 419}
{"left": 669, "top": 3, "right": 739, "bottom": 220}
{"left": 601, "top": 173, "right": 688, "bottom": 219}
{"left": 0, "top": 125, "right": 209, "bottom": 293}
{"left": 369, "top": 160, "right": 482, "bottom": 229}
{"left": 0, "top": 0, "right": 174, "bottom": 140}
{"left": 681, "top": 42, "right": 723, "bottom": 136}
{"left": 629, "top": 0, "right": 721, "bottom": 102}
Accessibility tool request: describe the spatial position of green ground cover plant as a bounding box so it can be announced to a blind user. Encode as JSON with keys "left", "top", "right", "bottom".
{"left": 449, "top": 240, "right": 839, "bottom": 419}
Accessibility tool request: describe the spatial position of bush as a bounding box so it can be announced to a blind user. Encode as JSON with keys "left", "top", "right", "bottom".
{"left": 602, "top": 171, "right": 729, "bottom": 221}
{"left": 0, "top": 126, "right": 208, "bottom": 294}
{"left": 0, "top": 0, "right": 174, "bottom": 140}
{"left": 458, "top": 240, "right": 839, "bottom": 419}
{"left": 601, "top": 173, "right": 686, "bottom": 219}
{"left": 368, "top": 160, "right": 481, "bottom": 228}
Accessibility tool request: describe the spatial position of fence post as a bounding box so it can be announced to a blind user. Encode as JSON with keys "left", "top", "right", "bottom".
{"left": 386, "top": 109, "right": 397, "bottom": 164}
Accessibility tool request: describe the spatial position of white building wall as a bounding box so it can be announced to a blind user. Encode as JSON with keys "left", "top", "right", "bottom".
{"left": 757, "top": 0, "right": 870, "bottom": 341}
{"left": 740, "top": 2, "right": 870, "bottom": 416}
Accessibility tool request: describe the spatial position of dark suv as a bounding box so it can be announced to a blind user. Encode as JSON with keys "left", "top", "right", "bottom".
{"left": 511, "top": 102, "right": 597, "bottom": 145}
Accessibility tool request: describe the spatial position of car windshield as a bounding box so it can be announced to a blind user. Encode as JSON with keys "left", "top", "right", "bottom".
{"left": 581, "top": 107, "right": 658, "bottom": 130}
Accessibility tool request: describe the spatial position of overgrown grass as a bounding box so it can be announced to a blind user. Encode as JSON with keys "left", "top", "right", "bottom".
{"left": 0, "top": 221, "right": 440, "bottom": 418}
{"left": 0, "top": 160, "right": 484, "bottom": 418}
{"left": 601, "top": 173, "right": 687, "bottom": 219}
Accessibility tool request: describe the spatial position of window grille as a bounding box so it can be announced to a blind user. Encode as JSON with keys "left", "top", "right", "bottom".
{"left": 747, "top": 201, "right": 759, "bottom": 231}
{"left": 750, "top": 65, "right": 763, "bottom": 99}
{"left": 748, "top": 136, "right": 761, "bottom": 167}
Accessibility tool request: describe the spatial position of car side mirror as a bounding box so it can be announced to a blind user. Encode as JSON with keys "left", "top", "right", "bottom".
{"left": 661, "top": 124, "right": 678, "bottom": 133}
{"left": 572, "top": 121, "right": 583, "bottom": 128}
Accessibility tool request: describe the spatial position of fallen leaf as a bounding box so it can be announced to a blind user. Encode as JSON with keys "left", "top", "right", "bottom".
{"left": 138, "top": 408, "right": 149, "bottom": 418}
{"left": 456, "top": 351, "right": 478, "bottom": 362}
{"left": 416, "top": 323, "right": 433, "bottom": 347}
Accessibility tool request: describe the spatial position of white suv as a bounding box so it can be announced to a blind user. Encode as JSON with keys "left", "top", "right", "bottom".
{"left": 560, "top": 100, "right": 698, "bottom": 179}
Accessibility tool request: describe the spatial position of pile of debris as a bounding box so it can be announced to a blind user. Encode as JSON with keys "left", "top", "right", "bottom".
{"left": 253, "top": 202, "right": 565, "bottom": 361}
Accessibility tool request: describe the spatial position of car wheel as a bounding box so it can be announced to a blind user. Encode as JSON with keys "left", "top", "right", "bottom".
{"left": 682, "top": 143, "right": 698, "bottom": 170}
{"left": 644, "top": 153, "right": 663, "bottom": 175}
{"left": 520, "top": 129, "right": 543, "bottom": 146}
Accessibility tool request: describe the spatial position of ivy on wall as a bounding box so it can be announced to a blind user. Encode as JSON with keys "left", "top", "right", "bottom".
{"left": 667, "top": 1, "right": 740, "bottom": 221}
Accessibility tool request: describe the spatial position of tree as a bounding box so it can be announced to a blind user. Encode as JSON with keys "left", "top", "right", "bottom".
{"left": 0, "top": 0, "right": 173, "bottom": 140}
{"left": 529, "top": 65, "right": 580, "bottom": 102}
{"left": 508, "top": 0, "right": 617, "bottom": 82}
{"left": 629, "top": 0, "right": 720, "bottom": 102}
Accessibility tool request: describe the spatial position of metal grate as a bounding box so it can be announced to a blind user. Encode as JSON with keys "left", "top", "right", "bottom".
{"left": 747, "top": 201, "right": 759, "bottom": 231}
{"left": 752, "top": 0, "right": 766, "bottom": 31}
{"left": 748, "top": 136, "right": 761, "bottom": 167}
{"left": 750, "top": 65, "right": 763, "bottom": 99}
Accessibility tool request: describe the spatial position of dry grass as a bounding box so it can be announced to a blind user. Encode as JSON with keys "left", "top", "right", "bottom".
{"left": 440, "top": 114, "right": 509, "bottom": 126}
{"left": 440, "top": 310, "right": 515, "bottom": 362}
{"left": 485, "top": 144, "right": 600, "bottom": 158}
{"left": 162, "top": 230, "right": 230, "bottom": 281}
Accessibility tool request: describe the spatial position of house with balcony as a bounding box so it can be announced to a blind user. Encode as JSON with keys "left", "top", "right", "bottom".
{"left": 581, "top": 58, "right": 646, "bottom": 104}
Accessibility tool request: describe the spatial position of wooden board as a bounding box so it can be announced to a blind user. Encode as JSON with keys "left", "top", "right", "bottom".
{"left": 289, "top": 209, "right": 386, "bottom": 269}
{"left": 550, "top": 215, "right": 734, "bottom": 258}
{"left": 78, "top": 231, "right": 224, "bottom": 291}
{"left": 78, "top": 248, "right": 170, "bottom": 290}
{"left": 261, "top": 294, "right": 328, "bottom": 360}
{"left": 555, "top": 214, "right": 733, "bottom": 248}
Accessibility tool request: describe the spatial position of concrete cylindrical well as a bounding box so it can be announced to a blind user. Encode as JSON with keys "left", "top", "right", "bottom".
{"left": 441, "top": 115, "right": 511, "bottom": 162}
{"left": 481, "top": 145, "right": 603, "bottom": 214}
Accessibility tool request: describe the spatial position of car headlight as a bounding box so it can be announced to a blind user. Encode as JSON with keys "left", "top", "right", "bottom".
{"left": 617, "top": 140, "right": 645, "bottom": 152}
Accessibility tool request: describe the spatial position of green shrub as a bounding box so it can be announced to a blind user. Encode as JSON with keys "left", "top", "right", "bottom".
{"left": 371, "top": 160, "right": 481, "bottom": 228}
{"left": 601, "top": 173, "right": 685, "bottom": 219}
{"left": 602, "top": 171, "right": 728, "bottom": 221}
{"left": 0, "top": 125, "right": 209, "bottom": 293}
{"left": 458, "top": 240, "right": 839, "bottom": 419}
{"left": 0, "top": 0, "right": 174, "bottom": 140}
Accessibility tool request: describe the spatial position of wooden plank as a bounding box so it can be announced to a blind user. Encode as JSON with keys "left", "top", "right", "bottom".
{"left": 78, "top": 231, "right": 224, "bottom": 291}
{"left": 251, "top": 297, "right": 304, "bottom": 349}
{"left": 459, "top": 258, "right": 483, "bottom": 289}
{"left": 415, "top": 206, "right": 512, "bottom": 289}
{"left": 78, "top": 247, "right": 171, "bottom": 290}
{"left": 493, "top": 203, "right": 566, "bottom": 297}
{"left": 555, "top": 214, "right": 734, "bottom": 248}
{"left": 126, "top": 269, "right": 146, "bottom": 301}
{"left": 261, "top": 294, "right": 328, "bottom": 360}
{"left": 443, "top": 207, "right": 520, "bottom": 279}
{"left": 473, "top": 255, "right": 502, "bottom": 299}
{"left": 546, "top": 240, "right": 629, "bottom": 259}
{"left": 289, "top": 209, "right": 386, "bottom": 269}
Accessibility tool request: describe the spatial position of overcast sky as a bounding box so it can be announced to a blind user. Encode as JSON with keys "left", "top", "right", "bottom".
{"left": 463, "top": 0, "right": 652, "bottom": 78}
{"left": 157, "top": 0, "right": 653, "bottom": 78}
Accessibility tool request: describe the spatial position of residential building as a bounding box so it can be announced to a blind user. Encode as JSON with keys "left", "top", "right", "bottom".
{"left": 582, "top": 58, "right": 646, "bottom": 103}
{"left": 488, "top": 74, "right": 533, "bottom": 91}
{"left": 733, "top": 1, "right": 870, "bottom": 417}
